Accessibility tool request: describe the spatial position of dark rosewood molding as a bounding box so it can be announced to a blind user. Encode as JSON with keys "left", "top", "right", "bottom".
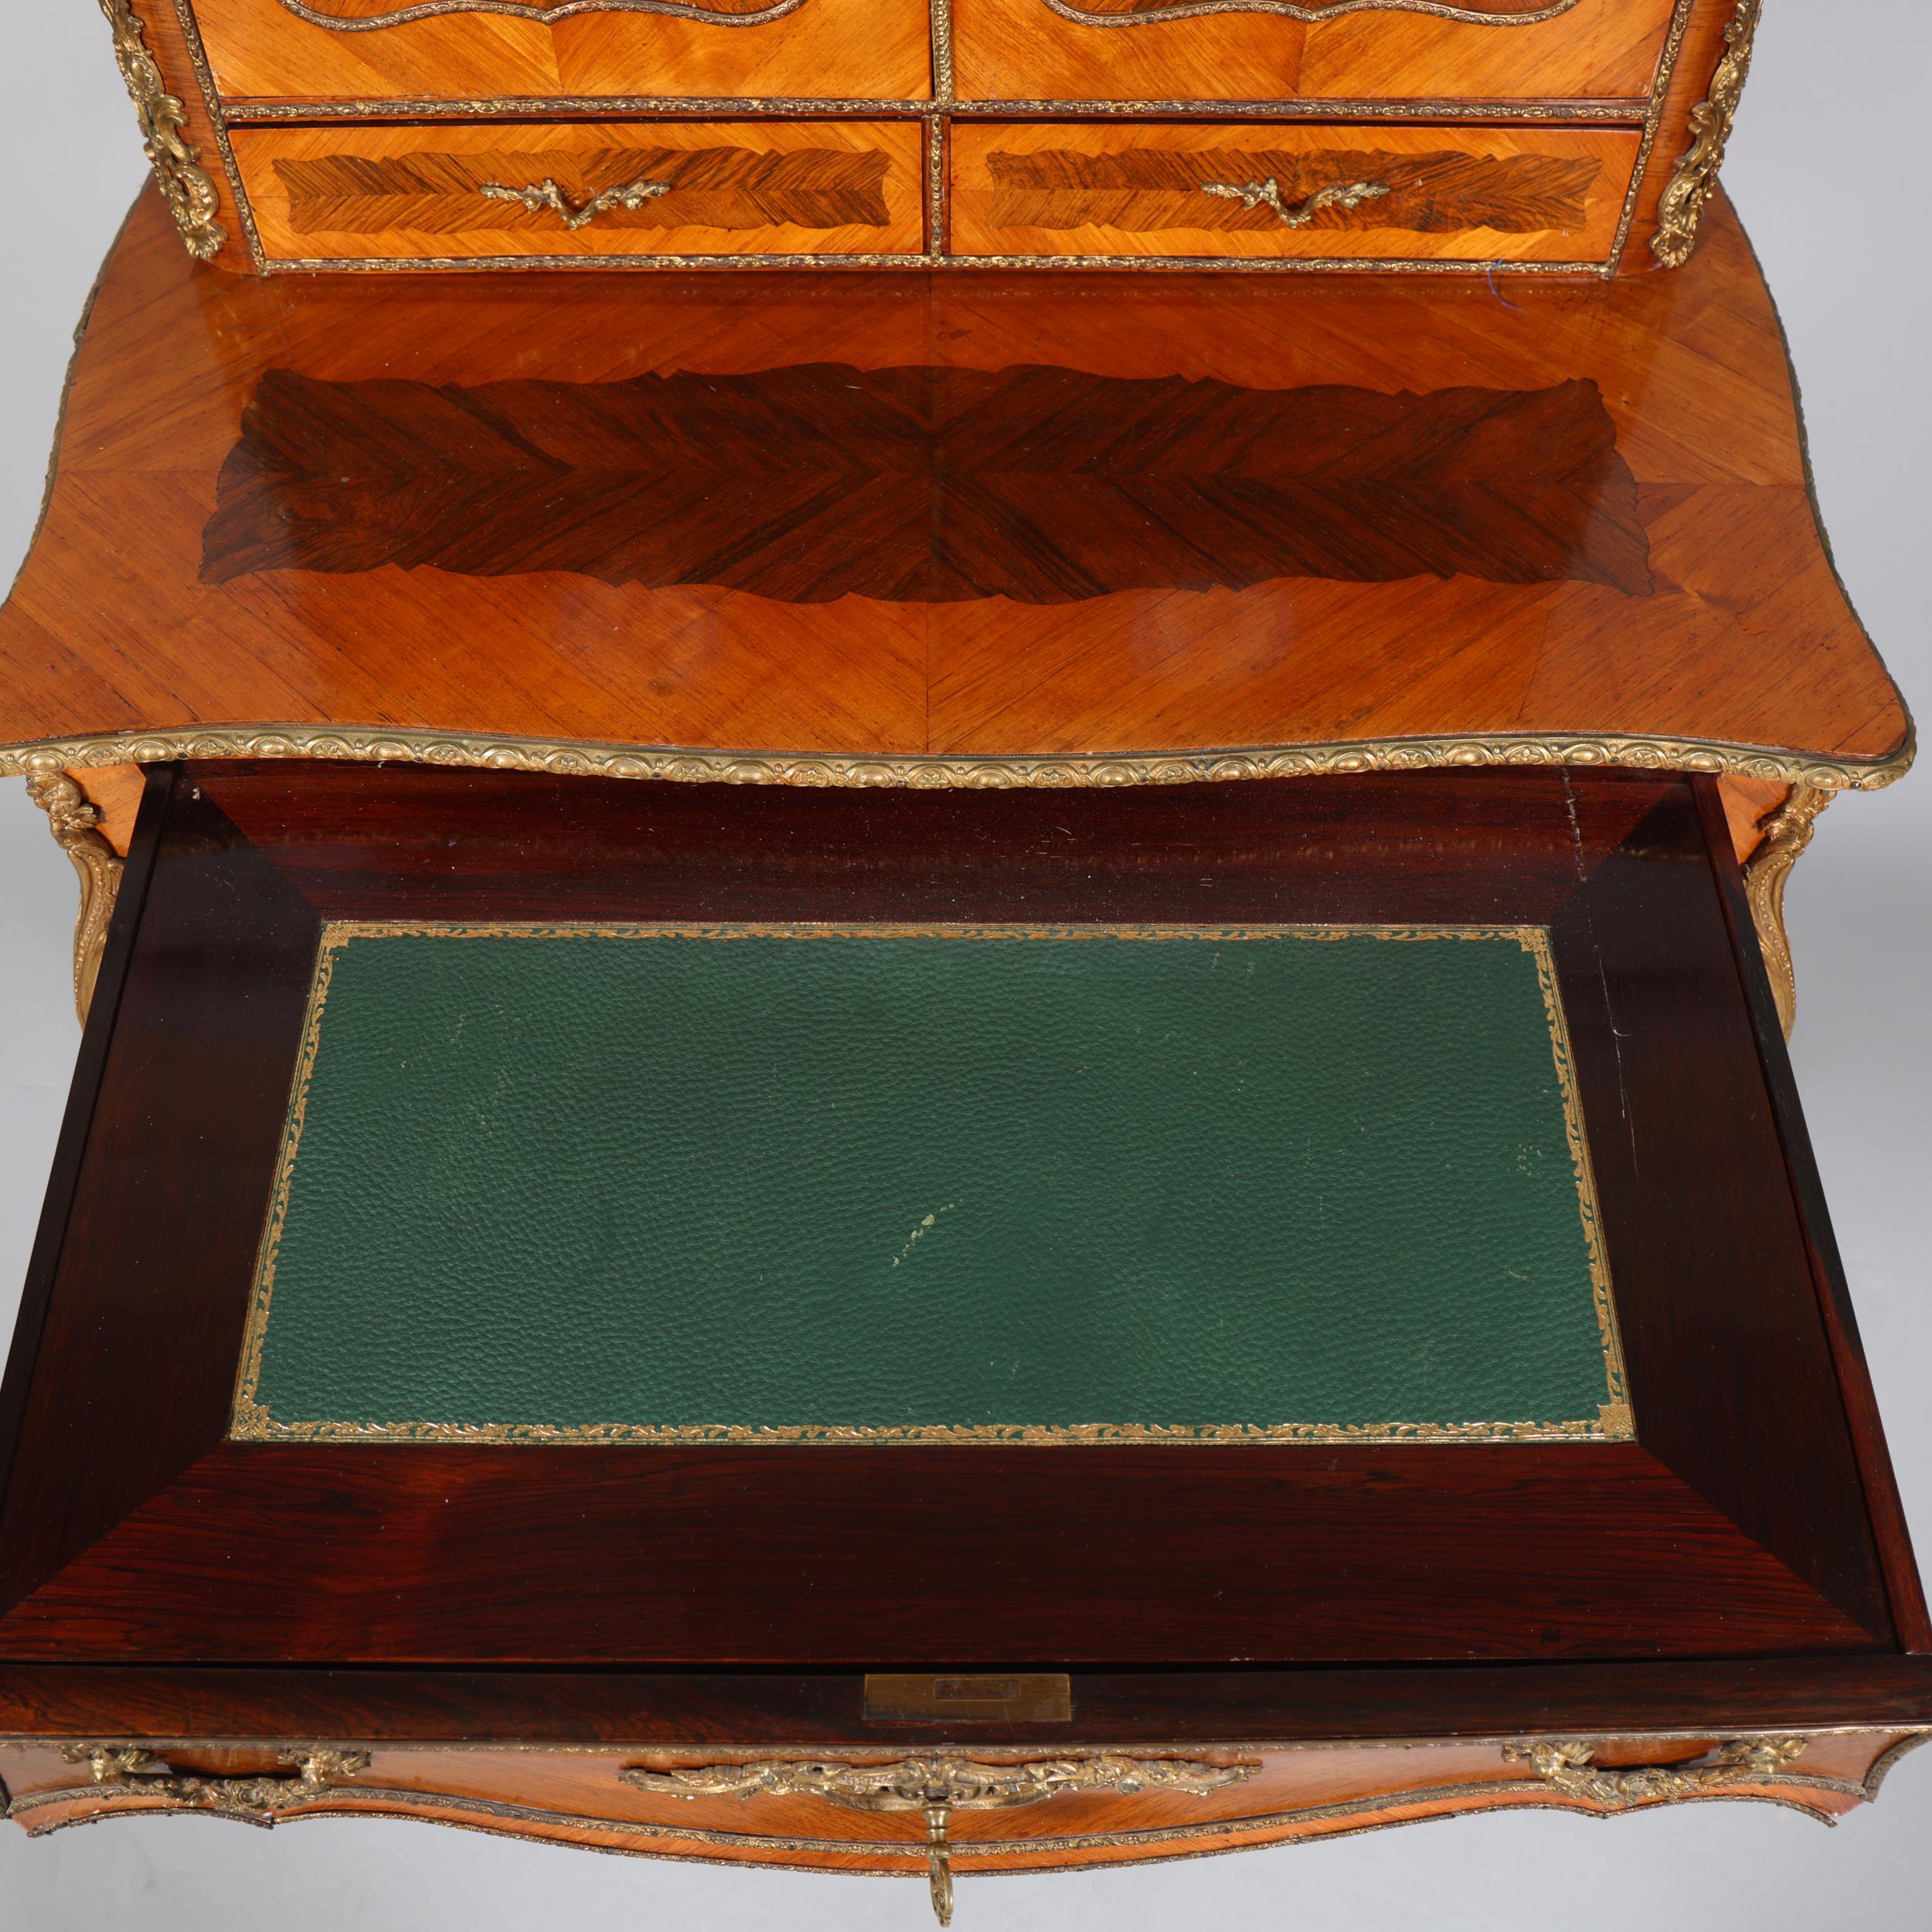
{"left": 201, "top": 369, "right": 1648, "bottom": 601}
{"left": 6, "top": 1657, "right": 1932, "bottom": 1747}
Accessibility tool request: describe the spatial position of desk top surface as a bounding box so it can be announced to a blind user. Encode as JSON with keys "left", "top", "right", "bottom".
{"left": 0, "top": 186, "right": 1910, "bottom": 791}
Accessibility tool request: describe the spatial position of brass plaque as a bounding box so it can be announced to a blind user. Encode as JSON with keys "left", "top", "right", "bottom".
{"left": 863, "top": 1673, "right": 1073, "bottom": 1723}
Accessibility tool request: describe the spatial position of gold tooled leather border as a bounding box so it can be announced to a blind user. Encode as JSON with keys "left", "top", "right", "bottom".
{"left": 229, "top": 920, "right": 1628, "bottom": 1447}
{"left": 2, "top": 726, "right": 1915, "bottom": 791}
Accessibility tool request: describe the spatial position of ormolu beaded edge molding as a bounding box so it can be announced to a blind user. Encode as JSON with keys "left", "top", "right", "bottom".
{"left": 218, "top": 97, "right": 1652, "bottom": 123}
{"left": 253, "top": 253, "right": 1615, "bottom": 274}
{"left": 4, "top": 726, "right": 1915, "bottom": 791}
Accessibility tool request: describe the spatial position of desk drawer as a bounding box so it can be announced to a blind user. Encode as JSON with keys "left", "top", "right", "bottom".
{"left": 949, "top": 123, "right": 1640, "bottom": 264}
{"left": 188, "top": 0, "right": 932, "bottom": 106}
{"left": 1, "top": 758, "right": 1908, "bottom": 1667}
{"left": 4, "top": 1734, "right": 1909, "bottom": 1876}
{"left": 952, "top": 0, "right": 1674, "bottom": 106}
{"left": 231, "top": 121, "right": 928, "bottom": 264}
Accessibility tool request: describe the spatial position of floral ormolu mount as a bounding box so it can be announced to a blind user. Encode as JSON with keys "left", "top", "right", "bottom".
{"left": 623, "top": 1755, "right": 1260, "bottom": 1922}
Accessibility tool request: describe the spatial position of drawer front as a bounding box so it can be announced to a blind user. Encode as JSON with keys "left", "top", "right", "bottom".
{"left": 1, "top": 1735, "right": 1910, "bottom": 1862}
{"left": 189, "top": 0, "right": 931, "bottom": 106}
{"left": 952, "top": 0, "right": 1674, "bottom": 106}
{"left": 949, "top": 124, "right": 1641, "bottom": 264}
{"left": 232, "top": 121, "right": 928, "bottom": 263}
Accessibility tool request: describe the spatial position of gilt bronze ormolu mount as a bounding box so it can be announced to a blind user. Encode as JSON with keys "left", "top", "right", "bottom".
{"left": 624, "top": 1755, "right": 1260, "bottom": 1923}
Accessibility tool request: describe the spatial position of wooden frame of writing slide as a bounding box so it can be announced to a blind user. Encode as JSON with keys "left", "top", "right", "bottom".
{"left": 0, "top": 760, "right": 1919, "bottom": 1669}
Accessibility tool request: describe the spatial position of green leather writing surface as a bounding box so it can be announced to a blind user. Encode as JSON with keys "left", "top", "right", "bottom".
{"left": 233, "top": 924, "right": 1628, "bottom": 1444}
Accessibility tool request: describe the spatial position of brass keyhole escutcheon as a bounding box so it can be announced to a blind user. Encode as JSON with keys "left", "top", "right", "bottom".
{"left": 923, "top": 1802, "right": 954, "bottom": 1926}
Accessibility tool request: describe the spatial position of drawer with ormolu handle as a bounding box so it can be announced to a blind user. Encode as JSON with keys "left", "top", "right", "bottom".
{"left": 231, "top": 119, "right": 930, "bottom": 264}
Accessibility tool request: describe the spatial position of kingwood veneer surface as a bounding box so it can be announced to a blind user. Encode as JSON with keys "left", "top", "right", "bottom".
{"left": 0, "top": 186, "right": 1908, "bottom": 793}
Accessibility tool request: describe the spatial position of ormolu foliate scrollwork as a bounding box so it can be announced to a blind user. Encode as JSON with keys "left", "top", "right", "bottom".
{"left": 63, "top": 1744, "right": 371, "bottom": 1814}
{"left": 24, "top": 767, "right": 123, "bottom": 1023}
{"left": 479, "top": 175, "right": 671, "bottom": 230}
{"left": 1201, "top": 177, "right": 1389, "bottom": 227}
{"left": 623, "top": 1755, "right": 1257, "bottom": 1923}
{"left": 623, "top": 1753, "right": 1259, "bottom": 1806}
{"left": 95, "top": 0, "right": 227, "bottom": 261}
{"left": 1743, "top": 782, "right": 1832, "bottom": 1037}
{"left": 1650, "top": 0, "right": 1761, "bottom": 267}
{"left": 1502, "top": 1736, "right": 1810, "bottom": 1807}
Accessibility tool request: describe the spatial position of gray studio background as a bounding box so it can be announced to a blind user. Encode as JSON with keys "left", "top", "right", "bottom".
{"left": 1, "top": 5, "right": 1926, "bottom": 1923}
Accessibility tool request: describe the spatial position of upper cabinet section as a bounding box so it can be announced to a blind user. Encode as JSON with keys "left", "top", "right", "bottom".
{"left": 951, "top": 0, "right": 1676, "bottom": 104}
{"left": 115, "top": 0, "right": 1759, "bottom": 271}
{"left": 188, "top": 0, "right": 935, "bottom": 105}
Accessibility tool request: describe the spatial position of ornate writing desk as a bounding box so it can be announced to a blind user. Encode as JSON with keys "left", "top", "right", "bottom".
{"left": 0, "top": 0, "right": 1925, "bottom": 1917}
